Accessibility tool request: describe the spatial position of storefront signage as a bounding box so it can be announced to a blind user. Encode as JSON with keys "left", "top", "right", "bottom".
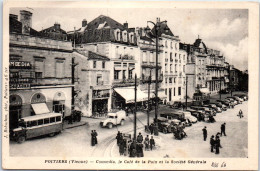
{"left": 9, "top": 61, "right": 32, "bottom": 69}
{"left": 10, "top": 83, "right": 30, "bottom": 89}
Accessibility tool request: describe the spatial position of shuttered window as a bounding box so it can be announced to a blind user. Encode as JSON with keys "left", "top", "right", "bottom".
{"left": 35, "top": 60, "right": 44, "bottom": 78}
{"left": 56, "top": 61, "right": 64, "bottom": 78}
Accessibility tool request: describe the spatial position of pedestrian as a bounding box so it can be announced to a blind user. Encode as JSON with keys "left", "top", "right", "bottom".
{"left": 91, "top": 130, "right": 95, "bottom": 146}
{"left": 137, "top": 132, "right": 143, "bottom": 143}
{"left": 216, "top": 132, "right": 221, "bottom": 138}
{"left": 119, "top": 140, "right": 125, "bottom": 156}
{"left": 215, "top": 136, "right": 221, "bottom": 154}
{"left": 150, "top": 136, "right": 155, "bottom": 151}
{"left": 149, "top": 123, "right": 154, "bottom": 135}
{"left": 202, "top": 126, "right": 207, "bottom": 141}
{"left": 220, "top": 123, "right": 226, "bottom": 136}
{"left": 94, "top": 130, "right": 98, "bottom": 145}
{"left": 116, "top": 131, "right": 121, "bottom": 146}
{"left": 136, "top": 143, "right": 144, "bottom": 157}
{"left": 238, "top": 109, "right": 243, "bottom": 118}
{"left": 144, "top": 135, "right": 150, "bottom": 151}
{"left": 129, "top": 139, "right": 136, "bottom": 157}
{"left": 210, "top": 135, "right": 215, "bottom": 152}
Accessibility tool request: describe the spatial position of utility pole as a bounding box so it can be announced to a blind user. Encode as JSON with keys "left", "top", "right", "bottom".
{"left": 219, "top": 80, "right": 222, "bottom": 99}
{"left": 147, "top": 69, "right": 151, "bottom": 127}
{"left": 134, "top": 74, "right": 137, "bottom": 141}
{"left": 147, "top": 18, "right": 167, "bottom": 136}
{"left": 185, "top": 76, "right": 188, "bottom": 109}
{"left": 71, "top": 57, "right": 78, "bottom": 111}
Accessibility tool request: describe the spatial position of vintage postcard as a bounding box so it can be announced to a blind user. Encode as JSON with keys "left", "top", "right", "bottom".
{"left": 2, "top": 1, "right": 259, "bottom": 170}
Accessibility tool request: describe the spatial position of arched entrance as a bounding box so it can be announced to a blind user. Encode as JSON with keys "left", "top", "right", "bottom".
{"left": 9, "top": 94, "right": 22, "bottom": 129}
{"left": 53, "top": 92, "right": 66, "bottom": 118}
{"left": 31, "top": 93, "right": 47, "bottom": 115}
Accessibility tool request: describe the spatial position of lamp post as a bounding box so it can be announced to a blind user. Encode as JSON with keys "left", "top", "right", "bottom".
{"left": 147, "top": 69, "right": 152, "bottom": 127}
{"left": 147, "top": 18, "right": 168, "bottom": 136}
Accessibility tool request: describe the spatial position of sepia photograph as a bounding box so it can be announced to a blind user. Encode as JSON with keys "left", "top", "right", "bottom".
{"left": 2, "top": 1, "right": 259, "bottom": 170}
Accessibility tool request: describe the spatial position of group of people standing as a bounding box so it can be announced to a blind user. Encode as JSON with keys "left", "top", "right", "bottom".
{"left": 202, "top": 122, "right": 226, "bottom": 155}
{"left": 116, "top": 131, "right": 155, "bottom": 157}
{"left": 91, "top": 130, "right": 98, "bottom": 146}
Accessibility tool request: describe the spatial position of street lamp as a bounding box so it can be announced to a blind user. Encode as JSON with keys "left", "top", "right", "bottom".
{"left": 146, "top": 18, "right": 168, "bottom": 136}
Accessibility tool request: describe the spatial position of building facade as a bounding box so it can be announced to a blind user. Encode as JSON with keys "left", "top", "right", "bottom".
{"left": 9, "top": 10, "right": 73, "bottom": 129}
{"left": 73, "top": 50, "right": 111, "bottom": 117}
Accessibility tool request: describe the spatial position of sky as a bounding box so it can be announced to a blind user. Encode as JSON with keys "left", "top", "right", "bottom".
{"left": 10, "top": 8, "right": 248, "bottom": 71}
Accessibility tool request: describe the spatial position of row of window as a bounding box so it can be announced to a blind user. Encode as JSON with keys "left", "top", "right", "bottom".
{"left": 165, "top": 87, "right": 182, "bottom": 97}
{"left": 165, "top": 64, "right": 185, "bottom": 72}
{"left": 115, "top": 30, "right": 135, "bottom": 43}
{"left": 164, "top": 41, "right": 179, "bottom": 50}
{"left": 19, "top": 116, "right": 62, "bottom": 128}
{"left": 114, "top": 70, "right": 133, "bottom": 80}
{"left": 93, "top": 61, "right": 106, "bottom": 69}
{"left": 10, "top": 56, "right": 66, "bottom": 79}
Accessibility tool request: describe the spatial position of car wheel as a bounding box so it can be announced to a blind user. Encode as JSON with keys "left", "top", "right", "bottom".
{"left": 163, "top": 128, "right": 167, "bottom": 134}
{"left": 49, "top": 132, "right": 56, "bottom": 137}
{"left": 108, "top": 123, "right": 113, "bottom": 129}
{"left": 120, "top": 120, "right": 125, "bottom": 126}
{"left": 17, "top": 136, "right": 25, "bottom": 144}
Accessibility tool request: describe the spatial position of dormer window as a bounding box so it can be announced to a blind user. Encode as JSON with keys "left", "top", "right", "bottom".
{"left": 114, "top": 29, "right": 121, "bottom": 41}
{"left": 122, "top": 31, "right": 128, "bottom": 42}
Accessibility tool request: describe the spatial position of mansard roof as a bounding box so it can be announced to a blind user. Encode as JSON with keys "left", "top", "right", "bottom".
{"left": 75, "top": 50, "right": 110, "bottom": 61}
{"left": 151, "top": 22, "right": 174, "bottom": 37}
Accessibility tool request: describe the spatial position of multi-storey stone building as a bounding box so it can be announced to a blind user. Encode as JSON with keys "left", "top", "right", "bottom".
{"left": 135, "top": 27, "right": 164, "bottom": 103}
{"left": 73, "top": 50, "right": 111, "bottom": 117}
{"left": 9, "top": 10, "right": 73, "bottom": 129}
{"left": 180, "top": 37, "right": 230, "bottom": 99}
{"left": 68, "top": 15, "right": 149, "bottom": 115}
{"left": 152, "top": 22, "right": 186, "bottom": 103}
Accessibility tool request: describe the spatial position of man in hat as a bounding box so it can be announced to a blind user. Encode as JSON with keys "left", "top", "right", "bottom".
{"left": 150, "top": 136, "right": 155, "bottom": 151}
{"left": 202, "top": 126, "right": 207, "bottom": 141}
{"left": 221, "top": 123, "right": 226, "bottom": 136}
{"left": 137, "top": 132, "right": 143, "bottom": 143}
{"left": 210, "top": 135, "right": 215, "bottom": 152}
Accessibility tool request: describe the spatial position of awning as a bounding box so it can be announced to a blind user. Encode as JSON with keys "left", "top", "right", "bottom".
{"left": 31, "top": 103, "right": 50, "bottom": 115}
{"left": 154, "top": 90, "right": 167, "bottom": 99}
{"left": 143, "top": 91, "right": 155, "bottom": 98}
{"left": 200, "top": 88, "right": 210, "bottom": 94}
{"left": 114, "top": 87, "right": 148, "bottom": 103}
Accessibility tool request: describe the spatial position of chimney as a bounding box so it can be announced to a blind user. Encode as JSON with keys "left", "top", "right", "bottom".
{"left": 82, "top": 19, "right": 87, "bottom": 27}
{"left": 54, "top": 23, "right": 61, "bottom": 30}
{"left": 20, "top": 10, "right": 32, "bottom": 35}
{"left": 123, "top": 22, "right": 128, "bottom": 29}
{"left": 10, "top": 14, "right": 18, "bottom": 20}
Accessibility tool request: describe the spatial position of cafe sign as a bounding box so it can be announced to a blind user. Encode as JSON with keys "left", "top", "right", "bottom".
{"left": 9, "top": 61, "right": 32, "bottom": 69}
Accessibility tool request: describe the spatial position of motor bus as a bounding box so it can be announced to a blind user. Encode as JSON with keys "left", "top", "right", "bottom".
{"left": 10, "top": 112, "right": 63, "bottom": 143}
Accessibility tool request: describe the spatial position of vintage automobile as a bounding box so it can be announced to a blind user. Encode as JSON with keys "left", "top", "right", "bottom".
{"left": 100, "top": 110, "right": 126, "bottom": 129}
{"left": 234, "top": 94, "right": 248, "bottom": 101}
{"left": 183, "top": 111, "right": 198, "bottom": 123}
{"left": 208, "top": 104, "right": 222, "bottom": 113}
{"left": 157, "top": 117, "right": 180, "bottom": 134}
{"left": 160, "top": 111, "right": 192, "bottom": 127}
{"left": 187, "top": 108, "right": 205, "bottom": 121}
{"left": 225, "top": 98, "right": 238, "bottom": 105}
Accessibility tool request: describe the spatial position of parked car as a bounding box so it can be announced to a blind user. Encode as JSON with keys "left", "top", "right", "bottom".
{"left": 216, "top": 100, "right": 230, "bottom": 106}
{"left": 186, "top": 109, "right": 200, "bottom": 118}
{"left": 214, "top": 101, "right": 228, "bottom": 111}
{"left": 160, "top": 111, "right": 192, "bottom": 127}
{"left": 100, "top": 110, "right": 126, "bottom": 129}
{"left": 183, "top": 111, "right": 198, "bottom": 123}
{"left": 169, "top": 101, "right": 185, "bottom": 109}
{"left": 157, "top": 117, "right": 174, "bottom": 134}
{"left": 219, "top": 89, "right": 230, "bottom": 94}
{"left": 208, "top": 104, "right": 222, "bottom": 113}
{"left": 226, "top": 98, "right": 238, "bottom": 105}
{"left": 234, "top": 94, "right": 248, "bottom": 101}
{"left": 232, "top": 96, "right": 244, "bottom": 103}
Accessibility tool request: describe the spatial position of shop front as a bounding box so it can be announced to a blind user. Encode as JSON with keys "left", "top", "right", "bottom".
{"left": 92, "top": 89, "right": 110, "bottom": 116}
